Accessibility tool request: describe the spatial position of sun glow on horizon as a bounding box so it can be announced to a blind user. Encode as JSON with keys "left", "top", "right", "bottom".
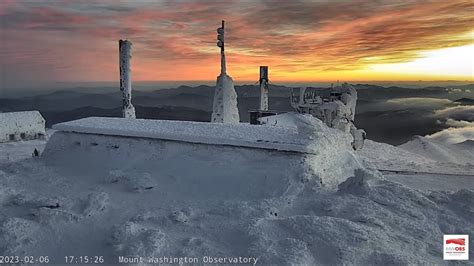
{"left": 257, "top": 43, "right": 474, "bottom": 82}
{"left": 366, "top": 44, "right": 474, "bottom": 80}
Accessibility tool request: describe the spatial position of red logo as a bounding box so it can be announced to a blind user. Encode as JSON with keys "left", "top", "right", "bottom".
{"left": 446, "top": 238, "right": 465, "bottom": 246}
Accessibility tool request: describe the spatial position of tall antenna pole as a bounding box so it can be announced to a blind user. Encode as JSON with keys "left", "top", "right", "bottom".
{"left": 217, "top": 20, "right": 226, "bottom": 75}
{"left": 259, "top": 66, "right": 269, "bottom": 111}
{"left": 119, "top": 39, "right": 136, "bottom": 119}
{"left": 212, "top": 20, "right": 239, "bottom": 123}
{"left": 221, "top": 20, "right": 224, "bottom": 52}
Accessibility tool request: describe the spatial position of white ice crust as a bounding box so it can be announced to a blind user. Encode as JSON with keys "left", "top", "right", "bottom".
{"left": 0, "top": 111, "right": 46, "bottom": 142}
{"left": 53, "top": 114, "right": 351, "bottom": 155}
{"left": 211, "top": 74, "right": 240, "bottom": 123}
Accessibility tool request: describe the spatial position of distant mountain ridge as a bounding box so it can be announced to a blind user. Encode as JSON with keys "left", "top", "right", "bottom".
{"left": 1, "top": 83, "right": 472, "bottom": 145}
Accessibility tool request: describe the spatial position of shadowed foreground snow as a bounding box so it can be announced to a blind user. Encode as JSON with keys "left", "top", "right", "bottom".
{"left": 0, "top": 115, "right": 472, "bottom": 264}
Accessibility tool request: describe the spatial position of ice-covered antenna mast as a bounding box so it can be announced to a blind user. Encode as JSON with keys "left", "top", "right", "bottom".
{"left": 119, "top": 39, "right": 136, "bottom": 119}
{"left": 211, "top": 20, "right": 240, "bottom": 123}
{"left": 217, "top": 20, "right": 226, "bottom": 75}
{"left": 259, "top": 66, "right": 269, "bottom": 111}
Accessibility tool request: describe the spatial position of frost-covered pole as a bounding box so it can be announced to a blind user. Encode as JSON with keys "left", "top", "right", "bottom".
{"left": 211, "top": 20, "right": 240, "bottom": 123}
{"left": 259, "top": 66, "right": 269, "bottom": 111}
{"left": 299, "top": 87, "right": 306, "bottom": 105}
{"left": 218, "top": 20, "right": 226, "bottom": 75}
{"left": 119, "top": 39, "right": 136, "bottom": 119}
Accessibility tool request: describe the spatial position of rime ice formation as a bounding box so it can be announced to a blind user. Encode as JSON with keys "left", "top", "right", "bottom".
{"left": 212, "top": 75, "right": 240, "bottom": 123}
{"left": 291, "top": 83, "right": 366, "bottom": 150}
{"left": 50, "top": 113, "right": 360, "bottom": 187}
{"left": 119, "top": 40, "right": 136, "bottom": 119}
{"left": 0, "top": 111, "right": 46, "bottom": 143}
{"left": 211, "top": 21, "right": 239, "bottom": 123}
{"left": 52, "top": 115, "right": 348, "bottom": 156}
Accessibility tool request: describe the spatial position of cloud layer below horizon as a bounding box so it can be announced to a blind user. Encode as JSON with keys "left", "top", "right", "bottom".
{"left": 427, "top": 105, "right": 474, "bottom": 144}
{"left": 0, "top": 0, "right": 473, "bottom": 88}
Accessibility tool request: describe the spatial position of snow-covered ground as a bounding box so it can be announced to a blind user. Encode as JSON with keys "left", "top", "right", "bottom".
{"left": 0, "top": 139, "right": 46, "bottom": 163}
{"left": 357, "top": 138, "right": 474, "bottom": 192}
{"left": 358, "top": 139, "right": 474, "bottom": 176}
{"left": 400, "top": 136, "right": 474, "bottom": 165}
{"left": 0, "top": 130, "right": 53, "bottom": 164}
{"left": 0, "top": 115, "right": 472, "bottom": 264}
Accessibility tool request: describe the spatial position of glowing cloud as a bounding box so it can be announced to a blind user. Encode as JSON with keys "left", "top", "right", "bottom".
{"left": 370, "top": 45, "right": 474, "bottom": 79}
{"left": 426, "top": 126, "right": 474, "bottom": 144}
{"left": 0, "top": 0, "right": 473, "bottom": 87}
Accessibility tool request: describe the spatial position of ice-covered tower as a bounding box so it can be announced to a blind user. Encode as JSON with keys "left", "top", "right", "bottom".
{"left": 119, "top": 39, "right": 136, "bottom": 119}
{"left": 211, "top": 20, "right": 240, "bottom": 123}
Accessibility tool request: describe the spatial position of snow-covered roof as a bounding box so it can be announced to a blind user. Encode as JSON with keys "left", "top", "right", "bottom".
{"left": 0, "top": 111, "right": 45, "bottom": 135}
{"left": 52, "top": 114, "right": 350, "bottom": 155}
{"left": 0, "top": 111, "right": 44, "bottom": 122}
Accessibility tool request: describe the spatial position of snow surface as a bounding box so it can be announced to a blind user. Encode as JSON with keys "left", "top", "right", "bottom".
{"left": 0, "top": 139, "right": 46, "bottom": 163}
{"left": 387, "top": 172, "right": 474, "bottom": 191}
{"left": 0, "top": 114, "right": 473, "bottom": 264}
{"left": 400, "top": 136, "right": 474, "bottom": 165}
{"left": 358, "top": 139, "right": 474, "bottom": 176}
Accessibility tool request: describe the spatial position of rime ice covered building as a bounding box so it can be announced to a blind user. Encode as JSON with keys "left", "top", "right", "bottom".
{"left": 0, "top": 111, "right": 46, "bottom": 142}
{"left": 290, "top": 83, "right": 366, "bottom": 149}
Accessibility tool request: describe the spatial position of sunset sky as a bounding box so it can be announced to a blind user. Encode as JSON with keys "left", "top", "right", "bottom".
{"left": 0, "top": 0, "right": 473, "bottom": 88}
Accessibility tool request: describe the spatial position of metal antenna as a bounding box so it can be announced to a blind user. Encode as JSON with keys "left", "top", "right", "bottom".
{"left": 259, "top": 66, "right": 269, "bottom": 111}
{"left": 217, "top": 20, "right": 226, "bottom": 74}
{"left": 221, "top": 20, "right": 224, "bottom": 52}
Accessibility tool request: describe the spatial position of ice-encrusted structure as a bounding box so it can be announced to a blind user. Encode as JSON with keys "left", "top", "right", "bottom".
{"left": 211, "top": 21, "right": 239, "bottom": 123}
{"left": 291, "top": 83, "right": 365, "bottom": 150}
{"left": 48, "top": 114, "right": 361, "bottom": 188}
{"left": 119, "top": 40, "right": 136, "bottom": 119}
{"left": 211, "top": 74, "right": 239, "bottom": 123}
{"left": 0, "top": 111, "right": 46, "bottom": 143}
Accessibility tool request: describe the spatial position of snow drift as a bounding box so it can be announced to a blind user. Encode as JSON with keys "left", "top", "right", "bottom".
{"left": 400, "top": 136, "right": 474, "bottom": 165}
{"left": 358, "top": 139, "right": 474, "bottom": 176}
